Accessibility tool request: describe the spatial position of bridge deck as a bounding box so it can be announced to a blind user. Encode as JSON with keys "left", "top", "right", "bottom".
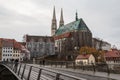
{"left": 1, "top": 62, "right": 120, "bottom": 80}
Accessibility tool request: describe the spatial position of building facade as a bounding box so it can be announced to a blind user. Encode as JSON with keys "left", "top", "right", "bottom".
{"left": 51, "top": 7, "right": 92, "bottom": 60}
{"left": 75, "top": 54, "right": 95, "bottom": 65}
{"left": 0, "top": 38, "right": 29, "bottom": 61}
{"left": 23, "top": 35, "right": 55, "bottom": 59}
{"left": 92, "top": 38, "right": 111, "bottom": 51}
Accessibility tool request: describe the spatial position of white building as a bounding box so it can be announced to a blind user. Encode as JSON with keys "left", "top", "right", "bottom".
{"left": 0, "top": 38, "right": 30, "bottom": 61}
{"left": 2, "top": 47, "right": 13, "bottom": 61}
{"left": 75, "top": 54, "right": 95, "bottom": 65}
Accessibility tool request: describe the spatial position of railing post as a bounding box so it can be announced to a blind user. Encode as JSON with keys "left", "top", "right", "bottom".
{"left": 39, "top": 60, "right": 41, "bottom": 66}
{"left": 21, "top": 64, "right": 26, "bottom": 79}
{"left": 73, "top": 62, "right": 76, "bottom": 69}
{"left": 51, "top": 61, "right": 52, "bottom": 67}
{"left": 66, "top": 62, "right": 68, "bottom": 68}
{"left": 82, "top": 64, "right": 85, "bottom": 71}
{"left": 92, "top": 63, "right": 96, "bottom": 73}
{"left": 37, "top": 69, "right": 42, "bottom": 80}
{"left": 60, "top": 62, "right": 62, "bottom": 68}
{"left": 27, "top": 66, "right": 32, "bottom": 80}
{"left": 106, "top": 64, "right": 110, "bottom": 76}
{"left": 55, "top": 73, "right": 60, "bottom": 80}
{"left": 17, "top": 64, "right": 22, "bottom": 75}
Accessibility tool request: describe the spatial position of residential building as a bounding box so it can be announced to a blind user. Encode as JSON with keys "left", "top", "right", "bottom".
{"left": 0, "top": 39, "right": 2, "bottom": 61}
{"left": 105, "top": 49, "right": 120, "bottom": 63}
{"left": 92, "top": 38, "right": 111, "bottom": 51}
{"left": 23, "top": 35, "right": 55, "bottom": 59}
{"left": 0, "top": 38, "right": 29, "bottom": 61}
{"left": 104, "top": 49, "right": 120, "bottom": 69}
{"left": 75, "top": 54, "right": 95, "bottom": 65}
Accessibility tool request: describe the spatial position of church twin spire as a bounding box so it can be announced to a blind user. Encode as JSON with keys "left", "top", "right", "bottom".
{"left": 53, "top": 6, "right": 56, "bottom": 21}
{"left": 51, "top": 6, "right": 57, "bottom": 36}
{"left": 51, "top": 6, "right": 79, "bottom": 36}
{"left": 59, "top": 8, "right": 64, "bottom": 27}
{"left": 51, "top": 6, "right": 64, "bottom": 36}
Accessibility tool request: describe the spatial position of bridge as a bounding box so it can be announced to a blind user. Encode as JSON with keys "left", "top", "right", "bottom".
{"left": 0, "top": 61, "right": 120, "bottom": 80}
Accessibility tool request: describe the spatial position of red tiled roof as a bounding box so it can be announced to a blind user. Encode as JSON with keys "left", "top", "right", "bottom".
{"left": 105, "top": 50, "right": 120, "bottom": 58}
{"left": 54, "top": 32, "right": 71, "bottom": 40}
{"left": 76, "top": 54, "right": 91, "bottom": 59}
{"left": 0, "top": 38, "right": 15, "bottom": 47}
{"left": 0, "top": 38, "right": 22, "bottom": 50}
{"left": 0, "top": 38, "right": 29, "bottom": 54}
{"left": 14, "top": 41, "right": 22, "bottom": 50}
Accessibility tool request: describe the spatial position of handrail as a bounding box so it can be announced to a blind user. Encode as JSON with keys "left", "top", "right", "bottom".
{"left": 27, "top": 64, "right": 86, "bottom": 80}
{"left": 3, "top": 62, "right": 86, "bottom": 80}
{"left": 0, "top": 63, "right": 21, "bottom": 80}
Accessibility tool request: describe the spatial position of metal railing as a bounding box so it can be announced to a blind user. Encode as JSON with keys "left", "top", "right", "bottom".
{"left": 2, "top": 60, "right": 120, "bottom": 80}
{"left": 0, "top": 62, "right": 21, "bottom": 80}
{"left": 4, "top": 62, "right": 86, "bottom": 80}
{"left": 35, "top": 60, "right": 120, "bottom": 75}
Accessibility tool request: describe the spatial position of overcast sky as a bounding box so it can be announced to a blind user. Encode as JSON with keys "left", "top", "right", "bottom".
{"left": 0, "top": 0, "right": 120, "bottom": 49}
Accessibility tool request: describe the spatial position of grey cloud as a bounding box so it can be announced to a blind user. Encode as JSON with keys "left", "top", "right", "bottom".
{"left": 0, "top": 0, "right": 120, "bottom": 48}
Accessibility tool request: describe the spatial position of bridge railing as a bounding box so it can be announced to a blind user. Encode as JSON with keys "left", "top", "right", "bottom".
{"left": 33, "top": 60, "right": 120, "bottom": 75}
{"left": 0, "top": 62, "right": 21, "bottom": 80}
{"left": 3, "top": 62, "right": 86, "bottom": 80}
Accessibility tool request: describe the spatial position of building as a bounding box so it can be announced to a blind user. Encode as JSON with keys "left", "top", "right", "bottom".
{"left": 92, "top": 38, "right": 111, "bottom": 51}
{"left": 75, "top": 54, "right": 95, "bottom": 65}
{"left": 104, "top": 49, "right": 120, "bottom": 69}
{"left": 51, "top": 7, "right": 92, "bottom": 60}
{"left": 105, "top": 49, "right": 120, "bottom": 64}
{"left": 0, "top": 39, "right": 2, "bottom": 61}
{"left": 2, "top": 39, "right": 14, "bottom": 61}
{"left": 23, "top": 35, "right": 55, "bottom": 59}
{"left": 0, "top": 38, "right": 29, "bottom": 61}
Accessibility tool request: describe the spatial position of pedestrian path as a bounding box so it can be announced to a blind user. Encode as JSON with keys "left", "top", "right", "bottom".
{"left": 29, "top": 64, "right": 120, "bottom": 80}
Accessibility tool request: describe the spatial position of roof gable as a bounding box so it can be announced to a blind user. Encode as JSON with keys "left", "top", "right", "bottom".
{"left": 76, "top": 54, "right": 91, "bottom": 59}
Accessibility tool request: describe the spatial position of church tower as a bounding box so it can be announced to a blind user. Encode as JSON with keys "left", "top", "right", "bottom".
{"left": 51, "top": 6, "right": 57, "bottom": 36}
{"left": 59, "top": 8, "right": 64, "bottom": 27}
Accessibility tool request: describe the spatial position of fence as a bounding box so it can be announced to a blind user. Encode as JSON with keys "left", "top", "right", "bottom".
{"left": 35, "top": 60, "right": 120, "bottom": 75}
{"left": 4, "top": 62, "right": 86, "bottom": 80}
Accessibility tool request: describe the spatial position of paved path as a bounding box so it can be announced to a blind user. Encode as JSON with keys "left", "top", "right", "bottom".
{"left": 28, "top": 64, "right": 119, "bottom": 80}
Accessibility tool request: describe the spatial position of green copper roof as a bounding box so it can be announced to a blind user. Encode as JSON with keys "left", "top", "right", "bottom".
{"left": 55, "top": 18, "right": 91, "bottom": 35}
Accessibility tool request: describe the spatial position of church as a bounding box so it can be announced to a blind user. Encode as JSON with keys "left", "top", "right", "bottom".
{"left": 51, "top": 7, "right": 92, "bottom": 60}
